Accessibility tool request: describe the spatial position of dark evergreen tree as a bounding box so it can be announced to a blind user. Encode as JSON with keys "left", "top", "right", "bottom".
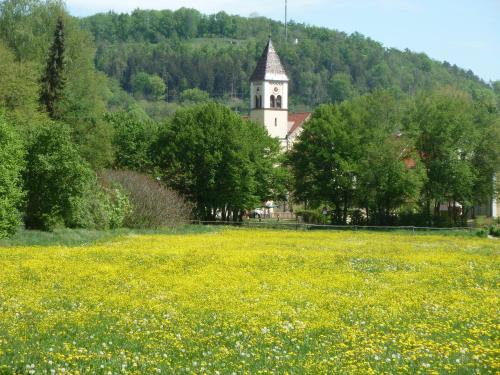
{"left": 39, "top": 17, "right": 65, "bottom": 119}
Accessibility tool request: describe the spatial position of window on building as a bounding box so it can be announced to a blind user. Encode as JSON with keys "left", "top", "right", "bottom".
{"left": 275, "top": 118, "right": 278, "bottom": 127}
{"left": 270, "top": 95, "right": 276, "bottom": 108}
{"left": 255, "top": 95, "right": 262, "bottom": 109}
{"left": 276, "top": 95, "right": 282, "bottom": 108}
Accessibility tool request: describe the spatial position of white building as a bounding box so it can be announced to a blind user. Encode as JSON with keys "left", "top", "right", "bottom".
{"left": 249, "top": 38, "right": 310, "bottom": 149}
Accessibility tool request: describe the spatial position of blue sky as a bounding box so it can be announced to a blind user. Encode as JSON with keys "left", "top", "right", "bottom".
{"left": 66, "top": 0, "right": 500, "bottom": 82}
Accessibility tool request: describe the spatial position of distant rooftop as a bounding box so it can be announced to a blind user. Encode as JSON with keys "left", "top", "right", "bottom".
{"left": 250, "top": 38, "right": 289, "bottom": 82}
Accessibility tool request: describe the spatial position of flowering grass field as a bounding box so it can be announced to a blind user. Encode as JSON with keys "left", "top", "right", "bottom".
{"left": 0, "top": 228, "right": 498, "bottom": 374}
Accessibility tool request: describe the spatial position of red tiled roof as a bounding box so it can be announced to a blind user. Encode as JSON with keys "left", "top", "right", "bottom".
{"left": 287, "top": 112, "right": 311, "bottom": 137}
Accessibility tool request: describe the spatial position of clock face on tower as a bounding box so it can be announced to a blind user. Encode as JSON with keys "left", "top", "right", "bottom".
{"left": 274, "top": 87, "right": 279, "bottom": 93}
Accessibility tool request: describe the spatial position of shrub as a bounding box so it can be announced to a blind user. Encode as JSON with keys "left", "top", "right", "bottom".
{"left": 489, "top": 225, "right": 500, "bottom": 237}
{"left": 24, "top": 122, "right": 93, "bottom": 231}
{"left": 0, "top": 114, "right": 24, "bottom": 238}
{"left": 100, "top": 170, "right": 191, "bottom": 228}
{"left": 70, "top": 179, "right": 131, "bottom": 230}
{"left": 295, "top": 209, "right": 326, "bottom": 224}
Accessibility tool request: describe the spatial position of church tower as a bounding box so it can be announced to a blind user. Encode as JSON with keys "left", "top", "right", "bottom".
{"left": 250, "top": 38, "right": 289, "bottom": 146}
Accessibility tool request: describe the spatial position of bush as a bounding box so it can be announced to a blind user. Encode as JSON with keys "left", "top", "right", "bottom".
{"left": 71, "top": 179, "right": 131, "bottom": 230}
{"left": 475, "top": 228, "right": 489, "bottom": 238}
{"left": 295, "top": 209, "right": 327, "bottom": 224}
{"left": 100, "top": 170, "right": 191, "bottom": 228}
{"left": 0, "top": 114, "right": 24, "bottom": 238}
{"left": 489, "top": 225, "right": 500, "bottom": 237}
{"left": 24, "top": 122, "right": 94, "bottom": 231}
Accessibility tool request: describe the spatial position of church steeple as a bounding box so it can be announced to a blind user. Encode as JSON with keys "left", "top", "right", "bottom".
{"left": 250, "top": 38, "right": 289, "bottom": 82}
{"left": 249, "top": 38, "right": 289, "bottom": 148}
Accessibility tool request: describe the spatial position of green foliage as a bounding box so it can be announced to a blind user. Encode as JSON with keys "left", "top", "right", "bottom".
{"left": 409, "top": 87, "right": 496, "bottom": 225}
{"left": 289, "top": 91, "right": 425, "bottom": 225}
{"left": 290, "top": 87, "right": 498, "bottom": 226}
{"left": 24, "top": 122, "right": 94, "bottom": 230}
{"left": 39, "top": 16, "right": 65, "bottom": 118}
{"left": 152, "top": 102, "right": 283, "bottom": 220}
{"left": 105, "top": 111, "right": 158, "bottom": 171}
{"left": 0, "top": 0, "right": 115, "bottom": 167}
{"left": 489, "top": 225, "right": 500, "bottom": 237}
{"left": 295, "top": 209, "right": 326, "bottom": 224}
{"left": 179, "top": 88, "right": 210, "bottom": 104}
{"left": 289, "top": 103, "right": 360, "bottom": 223}
{"left": 131, "top": 72, "right": 166, "bottom": 101}
{"left": 69, "top": 178, "right": 131, "bottom": 230}
{"left": 81, "top": 8, "right": 493, "bottom": 109}
{"left": 328, "top": 72, "right": 355, "bottom": 103}
{"left": 0, "top": 41, "right": 44, "bottom": 128}
{"left": 0, "top": 113, "right": 24, "bottom": 238}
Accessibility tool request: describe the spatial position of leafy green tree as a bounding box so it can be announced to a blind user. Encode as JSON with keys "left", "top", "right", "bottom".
{"left": 411, "top": 88, "right": 478, "bottom": 225}
{"left": 24, "top": 122, "right": 93, "bottom": 230}
{"left": 328, "top": 72, "right": 355, "bottom": 103}
{"left": 470, "top": 97, "right": 500, "bottom": 212}
{"left": 357, "top": 138, "right": 424, "bottom": 224}
{"left": 0, "top": 0, "right": 114, "bottom": 168}
{"left": 39, "top": 16, "right": 65, "bottom": 119}
{"left": 131, "top": 72, "right": 166, "bottom": 101}
{"left": 289, "top": 103, "right": 360, "bottom": 224}
{"left": 149, "top": 75, "right": 166, "bottom": 101}
{"left": 0, "top": 113, "right": 24, "bottom": 238}
{"left": 179, "top": 88, "right": 210, "bottom": 104}
{"left": 105, "top": 111, "right": 158, "bottom": 171}
{"left": 153, "top": 102, "right": 281, "bottom": 221}
{"left": 0, "top": 41, "right": 44, "bottom": 128}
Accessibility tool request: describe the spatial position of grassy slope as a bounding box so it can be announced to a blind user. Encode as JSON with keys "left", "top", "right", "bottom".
{"left": 0, "top": 228, "right": 498, "bottom": 373}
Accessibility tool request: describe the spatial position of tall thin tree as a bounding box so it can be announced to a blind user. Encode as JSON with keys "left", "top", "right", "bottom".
{"left": 39, "top": 17, "right": 65, "bottom": 119}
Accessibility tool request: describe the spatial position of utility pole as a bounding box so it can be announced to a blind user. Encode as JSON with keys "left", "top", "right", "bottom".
{"left": 285, "top": 0, "right": 288, "bottom": 42}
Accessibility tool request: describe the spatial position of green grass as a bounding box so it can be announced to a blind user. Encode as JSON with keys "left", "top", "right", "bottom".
{"left": 0, "top": 225, "right": 216, "bottom": 247}
{"left": 1, "top": 222, "right": 485, "bottom": 248}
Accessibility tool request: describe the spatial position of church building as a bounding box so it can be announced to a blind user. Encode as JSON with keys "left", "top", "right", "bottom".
{"left": 249, "top": 38, "right": 310, "bottom": 149}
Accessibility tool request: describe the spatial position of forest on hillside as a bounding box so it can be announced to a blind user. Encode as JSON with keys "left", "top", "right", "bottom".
{"left": 80, "top": 7, "right": 499, "bottom": 116}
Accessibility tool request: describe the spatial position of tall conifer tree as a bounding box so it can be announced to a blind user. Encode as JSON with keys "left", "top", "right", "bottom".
{"left": 39, "top": 17, "right": 65, "bottom": 119}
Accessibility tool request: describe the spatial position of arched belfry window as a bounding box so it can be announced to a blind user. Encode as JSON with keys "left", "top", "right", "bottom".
{"left": 255, "top": 95, "right": 262, "bottom": 109}
{"left": 270, "top": 95, "right": 276, "bottom": 108}
{"left": 276, "top": 95, "right": 282, "bottom": 109}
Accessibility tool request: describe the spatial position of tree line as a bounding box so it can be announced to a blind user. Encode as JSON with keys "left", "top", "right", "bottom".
{"left": 81, "top": 7, "right": 498, "bottom": 113}
{"left": 289, "top": 89, "right": 499, "bottom": 226}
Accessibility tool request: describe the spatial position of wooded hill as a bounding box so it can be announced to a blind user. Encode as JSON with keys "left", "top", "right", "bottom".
{"left": 80, "top": 7, "right": 498, "bottom": 112}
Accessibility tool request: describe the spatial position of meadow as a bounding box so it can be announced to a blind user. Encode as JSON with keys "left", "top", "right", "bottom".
{"left": 0, "top": 228, "right": 498, "bottom": 374}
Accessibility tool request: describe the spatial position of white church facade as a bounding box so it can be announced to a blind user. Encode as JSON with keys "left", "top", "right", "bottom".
{"left": 249, "top": 38, "right": 310, "bottom": 149}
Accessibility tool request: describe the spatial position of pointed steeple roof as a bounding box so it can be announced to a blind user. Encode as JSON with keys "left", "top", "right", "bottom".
{"left": 250, "top": 38, "right": 289, "bottom": 82}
